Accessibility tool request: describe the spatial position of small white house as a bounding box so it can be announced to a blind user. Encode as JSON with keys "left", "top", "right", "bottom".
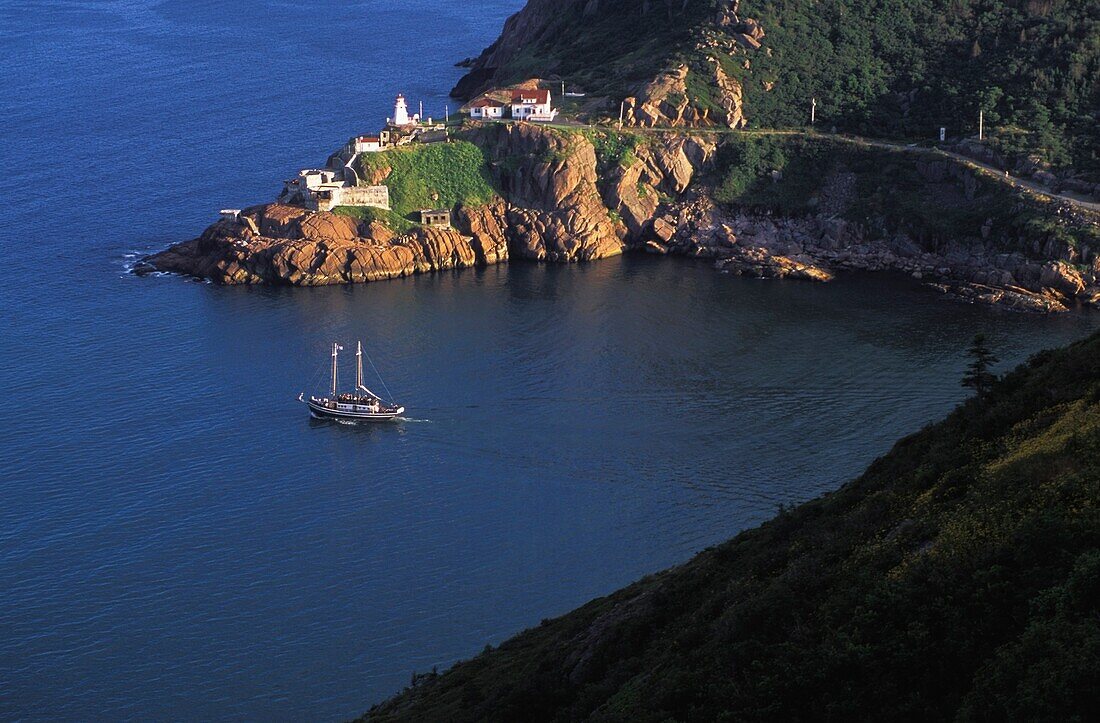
{"left": 352, "top": 135, "right": 383, "bottom": 153}
{"left": 511, "top": 89, "right": 557, "bottom": 121}
{"left": 469, "top": 97, "right": 506, "bottom": 119}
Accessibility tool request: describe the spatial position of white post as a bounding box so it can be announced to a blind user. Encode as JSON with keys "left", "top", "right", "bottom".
{"left": 811, "top": 97, "right": 816, "bottom": 125}
{"left": 419, "top": 100, "right": 424, "bottom": 124}
{"left": 619, "top": 100, "right": 625, "bottom": 130}
{"left": 561, "top": 80, "right": 565, "bottom": 98}
{"left": 445, "top": 105, "right": 450, "bottom": 124}
{"left": 978, "top": 109, "right": 984, "bottom": 140}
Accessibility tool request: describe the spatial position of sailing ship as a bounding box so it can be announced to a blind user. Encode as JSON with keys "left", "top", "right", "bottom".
{"left": 300, "top": 342, "right": 405, "bottom": 421}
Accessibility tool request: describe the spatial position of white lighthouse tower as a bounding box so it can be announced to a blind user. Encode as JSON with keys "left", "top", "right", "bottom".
{"left": 393, "top": 94, "right": 412, "bottom": 126}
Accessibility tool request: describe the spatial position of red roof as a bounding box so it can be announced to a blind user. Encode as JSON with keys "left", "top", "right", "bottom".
{"left": 470, "top": 97, "right": 506, "bottom": 108}
{"left": 511, "top": 89, "right": 550, "bottom": 104}
{"left": 357, "top": 136, "right": 380, "bottom": 143}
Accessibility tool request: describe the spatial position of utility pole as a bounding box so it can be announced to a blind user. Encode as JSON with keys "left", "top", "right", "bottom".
{"left": 978, "top": 109, "right": 984, "bottom": 141}
{"left": 811, "top": 97, "right": 817, "bottom": 125}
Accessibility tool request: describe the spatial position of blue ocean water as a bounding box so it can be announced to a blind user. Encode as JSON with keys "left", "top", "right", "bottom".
{"left": 1, "top": 1, "right": 1098, "bottom": 720}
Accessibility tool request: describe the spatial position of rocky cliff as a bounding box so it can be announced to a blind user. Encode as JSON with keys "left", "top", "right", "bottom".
{"left": 141, "top": 205, "right": 492, "bottom": 285}
{"left": 458, "top": 123, "right": 626, "bottom": 262}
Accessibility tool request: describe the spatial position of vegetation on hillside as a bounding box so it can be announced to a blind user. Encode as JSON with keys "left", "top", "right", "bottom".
{"left": 363, "top": 330, "right": 1100, "bottom": 721}
{"left": 331, "top": 205, "right": 415, "bottom": 233}
{"left": 479, "top": 0, "right": 717, "bottom": 100}
{"left": 579, "top": 128, "right": 648, "bottom": 174}
{"left": 350, "top": 141, "right": 499, "bottom": 226}
{"left": 470, "top": 0, "right": 1099, "bottom": 177}
{"left": 733, "top": 0, "right": 1099, "bottom": 174}
{"left": 710, "top": 134, "right": 1100, "bottom": 251}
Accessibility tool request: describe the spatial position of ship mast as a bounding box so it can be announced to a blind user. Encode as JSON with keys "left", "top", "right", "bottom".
{"left": 356, "top": 341, "right": 364, "bottom": 393}
{"left": 331, "top": 342, "right": 340, "bottom": 397}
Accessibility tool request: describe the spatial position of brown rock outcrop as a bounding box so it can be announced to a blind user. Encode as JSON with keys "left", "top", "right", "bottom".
{"left": 299, "top": 212, "right": 359, "bottom": 243}
{"left": 605, "top": 133, "right": 717, "bottom": 235}
{"left": 454, "top": 200, "right": 511, "bottom": 266}
{"left": 624, "top": 61, "right": 745, "bottom": 130}
{"left": 143, "top": 117, "right": 1097, "bottom": 314}
{"left": 1040, "top": 261, "right": 1086, "bottom": 298}
{"left": 251, "top": 204, "right": 308, "bottom": 239}
{"left": 142, "top": 206, "right": 499, "bottom": 286}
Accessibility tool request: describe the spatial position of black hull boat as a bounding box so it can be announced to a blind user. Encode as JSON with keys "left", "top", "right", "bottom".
{"left": 301, "top": 395, "right": 405, "bottom": 421}
{"left": 300, "top": 342, "right": 405, "bottom": 422}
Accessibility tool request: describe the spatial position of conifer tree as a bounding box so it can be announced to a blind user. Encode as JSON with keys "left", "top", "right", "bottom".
{"left": 962, "top": 333, "right": 998, "bottom": 400}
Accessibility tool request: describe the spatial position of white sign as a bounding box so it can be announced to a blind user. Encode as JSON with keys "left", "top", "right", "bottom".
{"left": 939, "top": 127, "right": 946, "bottom": 142}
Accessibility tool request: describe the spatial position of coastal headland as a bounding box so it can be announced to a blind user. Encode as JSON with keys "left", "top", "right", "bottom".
{"left": 143, "top": 119, "right": 1100, "bottom": 313}
{"left": 141, "top": 0, "right": 1100, "bottom": 312}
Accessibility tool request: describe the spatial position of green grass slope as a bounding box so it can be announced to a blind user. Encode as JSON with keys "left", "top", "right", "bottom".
{"left": 344, "top": 141, "right": 498, "bottom": 229}
{"left": 363, "top": 331, "right": 1100, "bottom": 721}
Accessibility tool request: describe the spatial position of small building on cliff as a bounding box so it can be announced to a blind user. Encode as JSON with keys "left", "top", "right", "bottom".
{"left": 469, "top": 97, "right": 507, "bottom": 119}
{"left": 511, "top": 89, "right": 557, "bottom": 122}
{"left": 280, "top": 169, "right": 390, "bottom": 213}
{"left": 352, "top": 135, "right": 384, "bottom": 153}
{"left": 418, "top": 208, "right": 451, "bottom": 228}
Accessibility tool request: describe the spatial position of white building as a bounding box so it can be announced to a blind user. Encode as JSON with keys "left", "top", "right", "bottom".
{"left": 469, "top": 97, "right": 506, "bottom": 119}
{"left": 511, "top": 89, "right": 557, "bottom": 122}
{"left": 352, "top": 135, "right": 383, "bottom": 153}
{"left": 280, "top": 169, "right": 390, "bottom": 213}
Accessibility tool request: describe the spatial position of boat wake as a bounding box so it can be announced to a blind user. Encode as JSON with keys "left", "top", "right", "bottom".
{"left": 328, "top": 416, "right": 428, "bottom": 425}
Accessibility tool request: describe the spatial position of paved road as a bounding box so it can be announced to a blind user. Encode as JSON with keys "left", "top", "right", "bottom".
{"left": 827, "top": 132, "right": 1100, "bottom": 213}
{"left": 934, "top": 148, "right": 1100, "bottom": 214}
{"left": 533, "top": 120, "right": 1100, "bottom": 215}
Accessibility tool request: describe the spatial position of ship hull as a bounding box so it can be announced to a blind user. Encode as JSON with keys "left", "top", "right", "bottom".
{"left": 304, "top": 398, "right": 404, "bottom": 422}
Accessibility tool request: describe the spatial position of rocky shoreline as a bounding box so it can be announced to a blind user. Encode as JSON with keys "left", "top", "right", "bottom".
{"left": 141, "top": 124, "right": 1100, "bottom": 313}
{"left": 140, "top": 204, "right": 492, "bottom": 285}
{"left": 647, "top": 194, "right": 1089, "bottom": 313}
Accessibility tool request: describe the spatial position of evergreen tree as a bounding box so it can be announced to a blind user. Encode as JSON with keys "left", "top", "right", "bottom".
{"left": 962, "top": 333, "right": 999, "bottom": 400}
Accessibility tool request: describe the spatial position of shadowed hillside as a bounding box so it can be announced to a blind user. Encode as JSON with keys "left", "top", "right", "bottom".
{"left": 363, "top": 330, "right": 1100, "bottom": 720}
{"left": 456, "top": 0, "right": 1100, "bottom": 178}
